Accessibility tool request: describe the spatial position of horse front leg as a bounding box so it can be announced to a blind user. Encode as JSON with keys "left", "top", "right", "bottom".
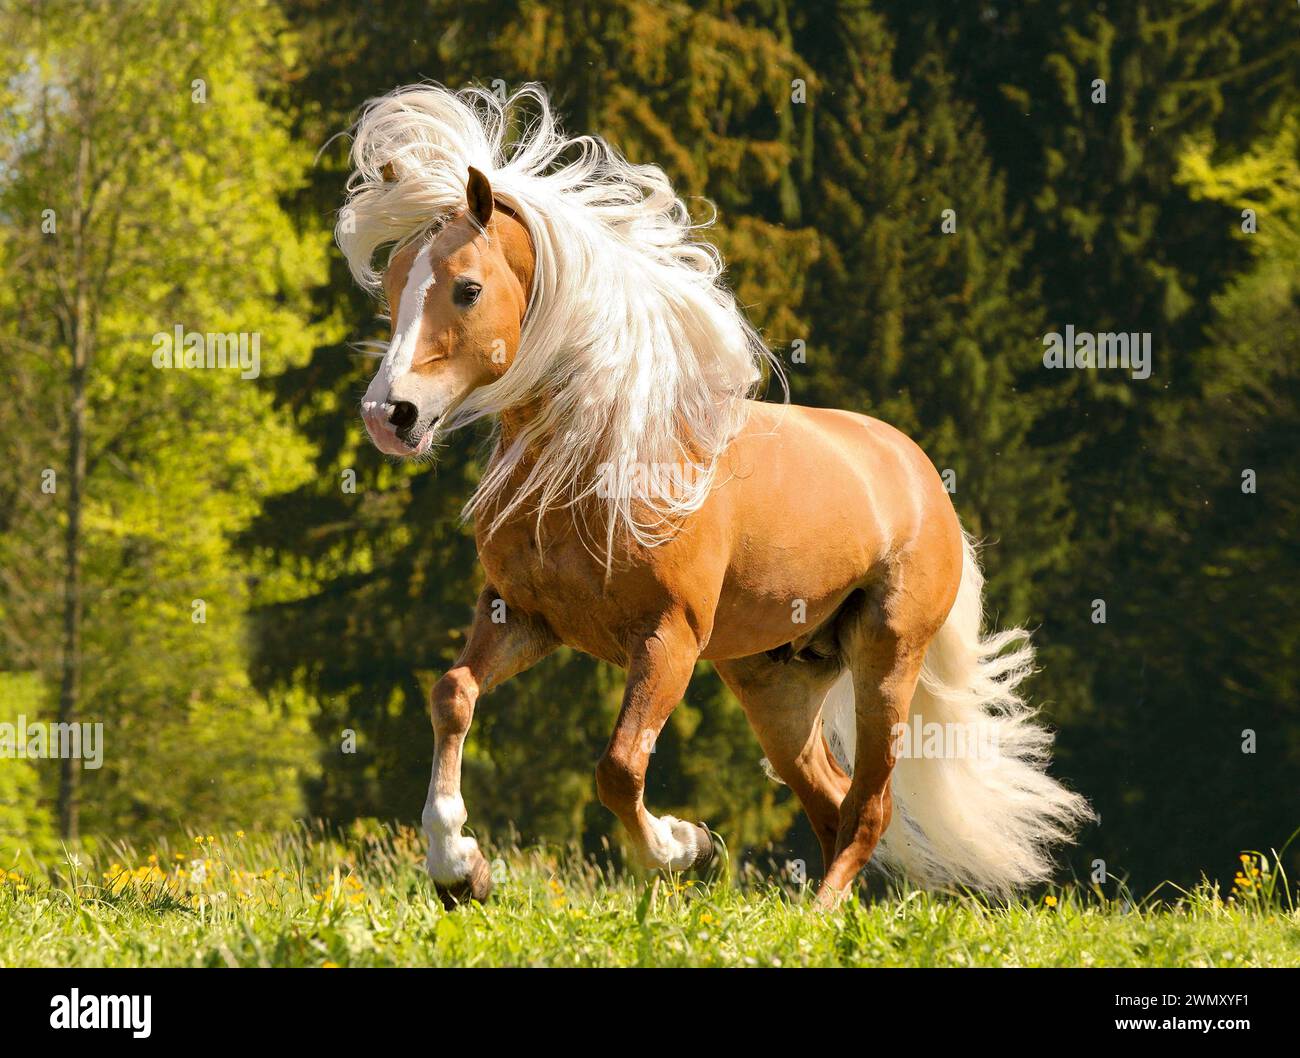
{"left": 425, "top": 587, "right": 555, "bottom": 908}
{"left": 595, "top": 616, "right": 716, "bottom": 873}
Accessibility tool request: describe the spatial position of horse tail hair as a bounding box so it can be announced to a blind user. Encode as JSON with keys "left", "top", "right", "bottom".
{"left": 821, "top": 529, "right": 1093, "bottom": 895}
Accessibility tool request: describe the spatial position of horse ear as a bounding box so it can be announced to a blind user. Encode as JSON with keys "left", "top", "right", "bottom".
{"left": 466, "top": 166, "right": 494, "bottom": 227}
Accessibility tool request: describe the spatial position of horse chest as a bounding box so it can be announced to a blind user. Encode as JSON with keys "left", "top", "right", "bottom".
{"left": 475, "top": 525, "right": 633, "bottom": 665}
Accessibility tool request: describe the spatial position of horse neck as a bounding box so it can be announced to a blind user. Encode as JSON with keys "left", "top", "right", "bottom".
{"left": 497, "top": 399, "right": 544, "bottom": 457}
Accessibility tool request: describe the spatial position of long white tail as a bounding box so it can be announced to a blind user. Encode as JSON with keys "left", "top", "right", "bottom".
{"left": 821, "top": 531, "right": 1093, "bottom": 895}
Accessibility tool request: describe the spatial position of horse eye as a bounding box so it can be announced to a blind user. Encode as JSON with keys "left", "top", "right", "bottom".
{"left": 455, "top": 280, "right": 482, "bottom": 306}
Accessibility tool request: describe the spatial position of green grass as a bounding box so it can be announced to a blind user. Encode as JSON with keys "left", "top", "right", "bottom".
{"left": 1, "top": 824, "right": 1297, "bottom": 967}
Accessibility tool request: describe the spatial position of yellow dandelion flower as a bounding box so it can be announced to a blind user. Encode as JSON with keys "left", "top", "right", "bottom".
{"left": 1044, "top": 895, "right": 1058, "bottom": 908}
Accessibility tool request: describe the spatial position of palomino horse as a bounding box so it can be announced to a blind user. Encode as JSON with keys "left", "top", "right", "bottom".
{"left": 339, "top": 84, "right": 1091, "bottom": 908}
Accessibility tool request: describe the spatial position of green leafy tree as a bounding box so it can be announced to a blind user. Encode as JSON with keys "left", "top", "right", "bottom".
{"left": 0, "top": 0, "right": 333, "bottom": 844}
{"left": 1105, "top": 115, "right": 1300, "bottom": 881}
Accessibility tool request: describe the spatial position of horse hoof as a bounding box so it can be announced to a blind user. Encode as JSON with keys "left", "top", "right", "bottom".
{"left": 694, "top": 823, "right": 726, "bottom": 876}
{"left": 434, "top": 851, "right": 494, "bottom": 910}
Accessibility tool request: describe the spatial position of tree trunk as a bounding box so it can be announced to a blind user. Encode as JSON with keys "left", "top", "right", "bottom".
{"left": 56, "top": 125, "right": 92, "bottom": 843}
{"left": 56, "top": 365, "right": 85, "bottom": 842}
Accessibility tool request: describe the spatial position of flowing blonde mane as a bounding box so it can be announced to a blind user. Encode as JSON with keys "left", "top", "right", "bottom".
{"left": 337, "top": 83, "right": 776, "bottom": 559}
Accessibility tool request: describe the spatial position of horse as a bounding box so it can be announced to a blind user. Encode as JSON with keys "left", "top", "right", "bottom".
{"left": 337, "top": 83, "right": 1092, "bottom": 909}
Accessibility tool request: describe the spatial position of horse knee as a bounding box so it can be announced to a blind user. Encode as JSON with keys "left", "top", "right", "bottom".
{"left": 431, "top": 668, "right": 477, "bottom": 737}
{"left": 595, "top": 750, "right": 640, "bottom": 812}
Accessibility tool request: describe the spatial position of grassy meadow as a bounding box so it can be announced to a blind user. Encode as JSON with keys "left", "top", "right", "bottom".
{"left": 1, "top": 825, "right": 1296, "bottom": 968}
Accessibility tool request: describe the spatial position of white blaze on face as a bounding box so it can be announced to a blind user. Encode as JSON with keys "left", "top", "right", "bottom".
{"left": 363, "top": 242, "right": 436, "bottom": 407}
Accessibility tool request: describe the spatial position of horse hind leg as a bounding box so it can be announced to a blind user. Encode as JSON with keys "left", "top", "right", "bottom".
{"left": 816, "top": 610, "right": 929, "bottom": 908}
{"left": 819, "top": 534, "right": 1093, "bottom": 904}
{"left": 714, "top": 653, "right": 851, "bottom": 878}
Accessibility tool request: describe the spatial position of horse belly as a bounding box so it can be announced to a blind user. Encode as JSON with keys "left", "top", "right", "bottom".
{"left": 702, "top": 558, "right": 876, "bottom": 661}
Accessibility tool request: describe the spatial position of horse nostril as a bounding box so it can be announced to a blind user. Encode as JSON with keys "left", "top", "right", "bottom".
{"left": 388, "top": 401, "right": 418, "bottom": 431}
